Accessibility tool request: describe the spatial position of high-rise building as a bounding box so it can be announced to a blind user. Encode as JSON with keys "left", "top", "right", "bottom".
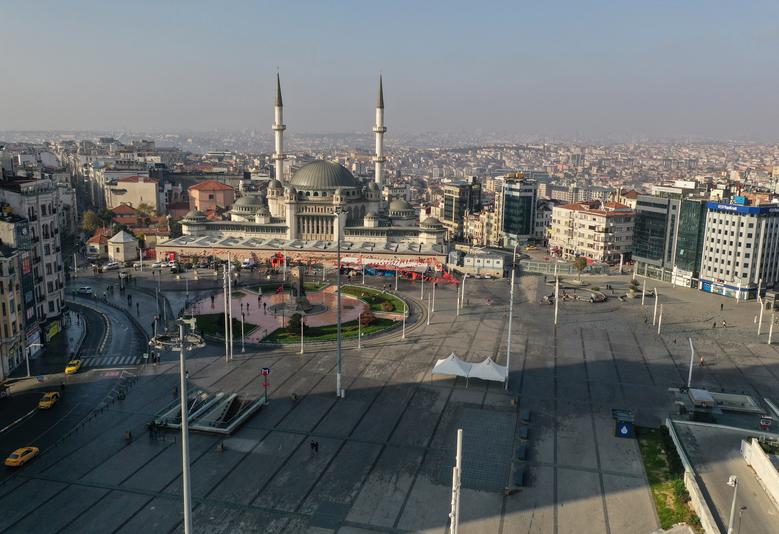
{"left": 496, "top": 176, "right": 538, "bottom": 247}
{"left": 441, "top": 177, "right": 482, "bottom": 239}
{"left": 633, "top": 186, "right": 708, "bottom": 287}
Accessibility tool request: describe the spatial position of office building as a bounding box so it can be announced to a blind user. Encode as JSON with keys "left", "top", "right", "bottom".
{"left": 441, "top": 177, "right": 482, "bottom": 239}
{"left": 699, "top": 201, "right": 779, "bottom": 299}
{"left": 496, "top": 176, "right": 538, "bottom": 247}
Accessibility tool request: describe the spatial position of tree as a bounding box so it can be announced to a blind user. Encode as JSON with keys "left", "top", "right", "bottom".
{"left": 572, "top": 256, "right": 588, "bottom": 280}
{"left": 288, "top": 313, "right": 303, "bottom": 334}
{"left": 360, "top": 310, "right": 376, "bottom": 326}
{"left": 81, "top": 210, "right": 100, "bottom": 233}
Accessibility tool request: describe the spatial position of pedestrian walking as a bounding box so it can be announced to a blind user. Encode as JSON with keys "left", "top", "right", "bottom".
{"left": 713, "top": 322, "right": 716, "bottom": 329}
{"left": 720, "top": 302, "right": 724, "bottom": 311}
{"left": 314, "top": 441, "right": 319, "bottom": 453}
{"left": 699, "top": 356, "right": 705, "bottom": 366}
{"left": 211, "top": 295, "right": 215, "bottom": 308}
{"left": 310, "top": 440, "right": 317, "bottom": 455}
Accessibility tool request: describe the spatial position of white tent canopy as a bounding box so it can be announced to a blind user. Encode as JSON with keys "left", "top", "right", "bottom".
{"left": 431, "top": 352, "right": 506, "bottom": 384}
{"left": 432, "top": 352, "right": 472, "bottom": 378}
{"left": 468, "top": 357, "right": 507, "bottom": 382}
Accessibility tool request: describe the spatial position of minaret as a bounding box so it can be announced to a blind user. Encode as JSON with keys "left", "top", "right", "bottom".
{"left": 372, "top": 75, "right": 387, "bottom": 187}
{"left": 272, "top": 73, "right": 287, "bottom": 182}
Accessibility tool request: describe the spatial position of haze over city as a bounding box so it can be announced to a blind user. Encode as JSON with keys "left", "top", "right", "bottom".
{"left": 2, "top": 0, "right": 779, "bottom": 141}
{"left": 3, "top": 3, "right": 779, "bottom": 534}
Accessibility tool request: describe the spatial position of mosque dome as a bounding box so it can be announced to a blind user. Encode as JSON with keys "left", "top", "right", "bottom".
{"left": 233, "top": 194, "right": 264, "bottom": 210}
{"left": 256, "top": 206, "right": 271, "bottom": 216}
{"left": 268, "top": 178, "right": 283, "bottom": 189}
{"left": 183, "top": 209, "right": 207, "bottom": 222}
{"left": 389, "top": 198, "right": 413, "bottom": 212}
{"left": 290, "top": 160, "right": 359, "bottom": 190}
{"left": 421, "top": 216, "right": 443, "bottom": 229}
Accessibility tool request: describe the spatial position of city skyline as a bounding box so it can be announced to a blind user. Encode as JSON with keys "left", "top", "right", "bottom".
{"left": 2, "top": 1, "right": 779, "bottom": 141}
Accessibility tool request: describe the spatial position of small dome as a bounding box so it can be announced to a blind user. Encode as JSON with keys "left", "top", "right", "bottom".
{"left": 290, "top": 160, "right": 359, "bottom": 190}
{"left": 421, "top": 216, "right": 443, "bottom": 229}
{"left": 268, "top": 178, "right": 283, "bottom": 189}
{"left": 233, "top": 194, "right": 264, "bottom": 209}
{"left": 368, "top": 181, "right": 380, "bottom": 191}
{"left": 183, "top": 209, "right": 207, "bottom": 222}
{"left": 256, "top": 206, "right": 270, "bottom": 216}
{"left": 389, "top": 198, "right": 413, "bottom": 212}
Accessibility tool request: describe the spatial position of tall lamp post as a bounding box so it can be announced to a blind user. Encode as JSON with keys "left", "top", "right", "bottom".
{"left": 504, "top": 244, "right": 519, "bottom": 389}
{"left": 334, "top": 207, "right": 347, "bottom": 398}
{"left": 176, "top": 316, "right": 198, "bottom": 534}
{"left": 726, "top": 475, "right": 739, "bottom": 534}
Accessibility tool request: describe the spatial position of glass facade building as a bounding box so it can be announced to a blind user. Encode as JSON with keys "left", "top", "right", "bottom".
{"left": 633, "top": 198, "right": 669, "bottom": 263}
{"left": 674, "top": 199, "right": 707, "bottom": 273}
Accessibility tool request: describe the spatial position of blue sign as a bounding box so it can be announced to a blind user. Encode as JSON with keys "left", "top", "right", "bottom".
{"left": 706, "top": 201, "right": 779, "bottom": 215}
{"left": 615, "top": 421, "right": 634, "bottom": 439}
{"left": 733, "top": 195, "right": 747, "bottom": 206}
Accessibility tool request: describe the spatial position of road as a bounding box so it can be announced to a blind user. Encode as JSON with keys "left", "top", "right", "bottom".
{"left": 0, "top": 293, "right": 148, "bottom": 485}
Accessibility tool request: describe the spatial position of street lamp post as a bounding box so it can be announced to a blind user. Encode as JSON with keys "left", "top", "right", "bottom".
{"left": 335, "top": 207, "right": 346, "bottom": 398}
{"left": 726, "top": 475, "right": 739, "bottom": 534}
{"left": 395, "top": 268, "right": 399, "bottom": 291}
{"left": 432, "top": 280, "right": 436, "bottom": 313}
{"left": 223, "top": 266, "right": 229, "bottom": 363}
{"left": 420, "top": 274, "right": 424, "bottom": 299}
{"left": 358, "top": 311, "right": 362, "bottom": 350}
{"left": 402, "top": 299, "right": 407, "bottom": 339}
{"left": 300, "top": 315, "right": 304, "bottom": 355}
{"left": 241, "top": 312, "right": 245, "bottom": 353}
{"left": 176, "top": 318, "right": 195, "bottom": 534}
{"left": 427, "top": 293, "right": 431, "bottom": 326}
{"left": 505, "top": 267, "right": 515, "bottom": 391}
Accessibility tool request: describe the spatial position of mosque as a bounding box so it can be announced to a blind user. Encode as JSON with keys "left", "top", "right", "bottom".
{"left": 157, "top": 76, "right": 448, "bottom": 268}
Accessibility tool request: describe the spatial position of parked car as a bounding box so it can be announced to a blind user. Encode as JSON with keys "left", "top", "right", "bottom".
{"left": 38, "top": 392, "right": 61, "bottom": 409}
{"left": 132, "top": 261, "right": 142, "bottom": 268}
{"left": 76, "top": 287, "right": 93, "bottom": 295}
{"left": 150, "top": 262, "right": 162, "bottom": 269}
{"left": 4, "top": 447, "right": 39, "bottom": 467}
{"left": 241, "top": 258, "right": 256, "bottom": 268}
{"left": 102, "top": 262, "right": 120, "bottom": 272}
{"left": 170, "top": 263, "right": 182, "bottom": 274}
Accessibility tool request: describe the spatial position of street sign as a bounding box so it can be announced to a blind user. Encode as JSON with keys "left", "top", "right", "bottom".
{"left": 615, "top": 421, "right": 634, "bottom": 439}
{"left": 261, "top": 367, "right": 271, "bottom": 376}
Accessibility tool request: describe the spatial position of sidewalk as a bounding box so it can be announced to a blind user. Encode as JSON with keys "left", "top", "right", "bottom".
{"left": 9, "top": 309, "right": 86, "bottom": 380}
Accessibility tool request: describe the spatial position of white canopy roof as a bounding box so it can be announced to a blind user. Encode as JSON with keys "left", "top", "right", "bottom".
{"left": 468, "top": 357, "right": 507, "bottom": 382}
{"left": 432, "top": 352, "right": 472, "bottom": 378}
{"left": 431, "top": 353, "right": 507, "bottom": 383}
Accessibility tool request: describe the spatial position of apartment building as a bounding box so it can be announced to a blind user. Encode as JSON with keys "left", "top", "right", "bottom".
{"left": 0, "top": 247, "right": 25, "bottom": 379}
{"left": 549, "top": 200, "right": 634, "bottom": 264}
{"left": 106, "top": 175, "right": 160, "bottom": 212}
{"left": 0, "top": 178, "right": 65, "bottom": 329}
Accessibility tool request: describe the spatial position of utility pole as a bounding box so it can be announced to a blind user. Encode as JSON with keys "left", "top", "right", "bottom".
{"left": 770, "top": 312, "right": 775, "bottom": 345}
{"left": 653, "top": 288, "right": 659, "bottom": 325}
{"left": 554, "top": 274, "right": 559, "bottom": 326}
{"left": 223, "top": 266, "right": 229, "bottom": 363}
{"left": 335, "top": 208, "right": 346, "bottom": 398}
{"left": 641, "top": 280, "right": 646, "bottom": 306}
{"left": 505, "top": 267, "right": 515, "bottom": 391}
{"left": 300, "top": 315, "right": 304, "bottom": 355}
{"left": 177, "top": 319, "right": 193, "bottom": 534}
{"left": 449, "top": 428, "right": 463, "bottom": 534}
{"left": 228, "top": 256, "right": 234, "bottom": 360}
{"left": 657, "top": 304, "right": 663, "bottom": 335}
{"left": 402, "top": 299, "right": 406, "bottom": 339}
{"left": 687, "top": 338, "right": 695, "bottom": 388}
{"left": 727, "top": 475, "right": 739, "bottom": 534}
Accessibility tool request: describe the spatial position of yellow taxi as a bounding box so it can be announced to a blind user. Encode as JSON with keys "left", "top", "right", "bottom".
{"left": 38, "top": 391, "right": 61, "bottom": 409}
{"left": 64, "top": 360, "right": 82, "bottom": 375}
{"left": 4, "top": 447, "right": 39, "bottom": 467}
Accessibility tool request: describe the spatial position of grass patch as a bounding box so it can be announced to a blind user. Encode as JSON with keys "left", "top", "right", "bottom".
{"left": 230, "top": 290, "right": 245, "bottom": 298}
{"left": 304, "top": 281, "right": 329, "bottom": 291}
{"left": 247, "top": 282, "right": 291, "bottom": 294}
{"left": 341, "top": 285, "right": 405, "bottom": 313}
{"left": 195, "top": 313, "right": 254, "bottom": 337}
{"left": 264, "top": 318, "right": 396, "bottom": 344}
{"left": 636, "top": 427, "right": 702, "bottom": 532}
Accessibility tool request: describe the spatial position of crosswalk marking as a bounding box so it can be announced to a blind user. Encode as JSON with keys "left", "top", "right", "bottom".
{"left": 81, "top": 355, "right": 140, "bottom": 368}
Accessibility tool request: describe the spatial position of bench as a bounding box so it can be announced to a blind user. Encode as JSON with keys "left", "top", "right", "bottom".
{"left": 519, "top": 426, "right": 529, "bottom": 440}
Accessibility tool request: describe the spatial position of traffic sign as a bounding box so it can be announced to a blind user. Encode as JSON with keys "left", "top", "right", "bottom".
{"left": 261, "top": 367, "right": 271, "bottom": 376}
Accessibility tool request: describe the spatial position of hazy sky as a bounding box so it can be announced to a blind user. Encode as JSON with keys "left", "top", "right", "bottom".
{"left": 2, "top": 0, "right": 778, "bottom": 140}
